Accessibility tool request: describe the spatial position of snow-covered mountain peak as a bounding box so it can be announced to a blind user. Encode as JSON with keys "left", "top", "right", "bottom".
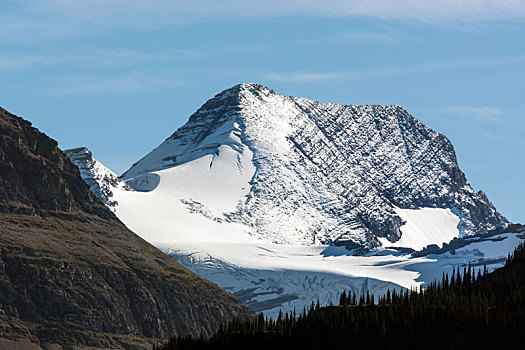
{"left": 67, "top": 84, "right": 521, "bottom": 317}
{"left": 65, "top": 147, "right": 131, "bottom": 210}
{"left": 120, "top": 83, "right": 278, "bottom": 181}
{"left": 218, "top": 82, "right": 277, "bottom": 100}
{"left": 115, "top": 83, "right": 507, "bottom": 249}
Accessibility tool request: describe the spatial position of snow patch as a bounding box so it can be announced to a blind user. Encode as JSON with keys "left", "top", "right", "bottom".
{"left": 379, "top": 208, "right": 460, "bottom": 251}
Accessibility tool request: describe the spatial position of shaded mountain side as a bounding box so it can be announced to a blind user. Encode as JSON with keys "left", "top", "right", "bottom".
{"left": 0, "top": 108, "right": 102, "bottom": 216}
{"left": 0, "top": 107, "right": 255, "bottom": 349}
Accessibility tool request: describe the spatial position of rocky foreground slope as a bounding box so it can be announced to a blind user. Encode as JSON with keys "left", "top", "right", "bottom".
{"left": 0, "top": 107, "right": 254, "bottom": 349}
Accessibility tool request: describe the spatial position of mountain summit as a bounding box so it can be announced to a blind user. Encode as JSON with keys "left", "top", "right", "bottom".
{"left": 119, "top": 83, "right": 507, "bottom": 249}
{"left": 67, "top": 83, "right": 517, "bottom": 318}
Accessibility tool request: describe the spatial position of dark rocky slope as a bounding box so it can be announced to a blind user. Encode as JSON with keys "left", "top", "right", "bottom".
{"left": 0, "top": 107, "right": 254, "bottom": 349}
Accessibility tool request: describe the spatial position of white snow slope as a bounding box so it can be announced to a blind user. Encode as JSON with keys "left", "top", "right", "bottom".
{"left": 378, "top": 208, "right": 461, "bottom": 251}
{"left": 67, "top": 83, "right": 521, "bottom": 318}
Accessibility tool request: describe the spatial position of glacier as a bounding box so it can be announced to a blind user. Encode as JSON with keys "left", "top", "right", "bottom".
{"left": 66, "top": 83, "right": 523, "bottom": 318}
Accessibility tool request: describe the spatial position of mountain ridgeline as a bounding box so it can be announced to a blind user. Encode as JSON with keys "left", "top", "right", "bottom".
{"left": 0, "top": 107, "right": 254, "bottom": 349}
{"left": 117, "top": 83, "right": 506, "bottom": 248}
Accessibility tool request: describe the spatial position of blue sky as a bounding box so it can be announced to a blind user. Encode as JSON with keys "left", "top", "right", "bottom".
{"left": 1, "top": 0, "right": 524, "bottom": 223}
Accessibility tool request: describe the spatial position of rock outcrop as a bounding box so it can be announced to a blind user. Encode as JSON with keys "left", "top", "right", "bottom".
{"left": 64, "top": 147, "right": 131, "bottom": 210}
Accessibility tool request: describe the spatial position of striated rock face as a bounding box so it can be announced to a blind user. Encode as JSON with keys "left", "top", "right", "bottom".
{"left": 64, "top": 147, "right": 131, "bottom": 210}
{"left": 120, "top": 83, "right": 507, "bottom": 248}
{"left": 0, "top": 107, "right": 254, "bottom": 349}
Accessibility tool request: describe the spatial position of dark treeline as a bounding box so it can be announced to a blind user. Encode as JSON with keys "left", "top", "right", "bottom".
{"left": 157, "top": 242, "right": 525, "bottom": 349}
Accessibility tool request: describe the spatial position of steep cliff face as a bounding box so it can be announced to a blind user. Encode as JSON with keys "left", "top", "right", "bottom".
{"left": 0, "top": 107, "right": 254, "bottom": 349}
{"left": 120, "top": 83, "right": 507, "bottom": 248}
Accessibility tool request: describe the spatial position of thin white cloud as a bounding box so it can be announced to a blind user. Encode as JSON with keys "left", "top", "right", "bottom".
{"left": 480, "top": 131, "right": 520, "bottom": 145}
{"left": 1, "top": 0, "right": 525, "bottom": 44}
{"left": 410, "top": 104, "right": 524, "bottom": 132}
{"left": 265, "top": 72, "right": 344, "bottom": 83}
{"left": 0, "top": 49, "right": 199, "bottom": 71}
{"left": 439, "top": 105, "right": 525, "bottom": 130}
{"left": 32, "top": 1, "right": 525, "bottom": 21}
{"left": 298, "top": 28, "right": 397, "bottom": 46}
{"left": 337, "top": 30, "right": 396, "bottom": 44}
{"left": 0, "top": 57, "right": 28, "bottom": 70}
{"left": 445, "top": 106, "right": 503, "bottom": 122}
{"left": 49, "top": 72, "right": 178, "bottom": 95}
{"left": 263, "top": 54, "right": 525, "bottom": 84}
{"left": 9, "top": 53, "right": 523, "bottom": 95}
{"left": 0, "top": 44, "right": 270, "bottom": 71}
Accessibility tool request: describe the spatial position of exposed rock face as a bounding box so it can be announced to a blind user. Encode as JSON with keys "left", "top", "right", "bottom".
{"left": 120, "top": 83, "right": 508, "bottom": 248}
{"left": 0, "top": 107, "right": 254, "bottom": 349}
{"left": 0, "top": 112, "right": 99, "bottom": 216}
{"left": 64, "top": 147, "right": 131, "bottom": 210}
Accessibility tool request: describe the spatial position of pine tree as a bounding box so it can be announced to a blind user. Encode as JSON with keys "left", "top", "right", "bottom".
{"left": 339, "top": 290, "right": 347, "bottom": 306}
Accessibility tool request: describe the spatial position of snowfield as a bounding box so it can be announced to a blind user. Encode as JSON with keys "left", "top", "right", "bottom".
{"left": 378, "top": 208, "right": 461, "bottom": 251}
{"left": 162, "top": 232, "right": 523, "bottom": 317}
{"left": 66, "top": 83, "right": 521, "bottom": 318}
